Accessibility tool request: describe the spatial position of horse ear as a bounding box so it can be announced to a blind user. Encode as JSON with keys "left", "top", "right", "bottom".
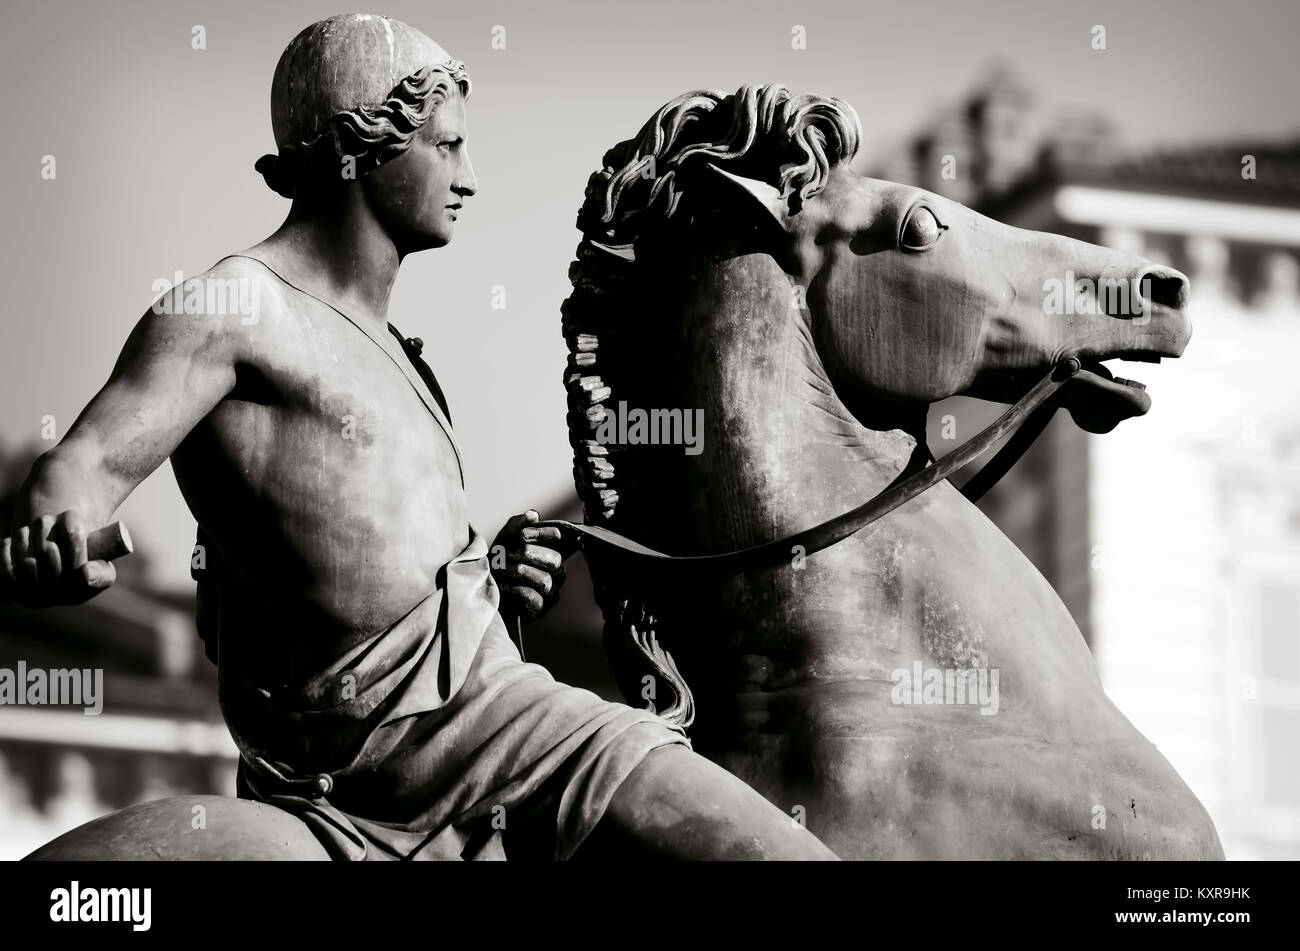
{"left": 703, "top": 164, "right": 797, "bottom": 234}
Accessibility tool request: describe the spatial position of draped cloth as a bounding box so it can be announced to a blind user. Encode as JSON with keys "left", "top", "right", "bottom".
{"left": 199, "top": 525, "right": 689, "bottom": 860}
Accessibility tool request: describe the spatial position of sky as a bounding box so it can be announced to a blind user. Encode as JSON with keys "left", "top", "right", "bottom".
{"left": 1, "top": 0, "right": 1298, "bottom": 588}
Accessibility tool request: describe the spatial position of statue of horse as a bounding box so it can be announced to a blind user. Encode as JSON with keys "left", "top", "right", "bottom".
{"left": 561, "top": 84, "right": 1225, "bottom": 859}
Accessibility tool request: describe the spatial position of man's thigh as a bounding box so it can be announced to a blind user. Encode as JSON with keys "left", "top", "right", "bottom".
{"left": 574, "top": 745, "right": 838, "bottom": 860}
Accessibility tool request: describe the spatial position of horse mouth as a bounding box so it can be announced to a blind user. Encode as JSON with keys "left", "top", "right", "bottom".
{"left": 1052, "top": 294, "right": 1191, "bottom": 433}
{"left": 1062, "top": 352, "right": 1164, "bottom": 433}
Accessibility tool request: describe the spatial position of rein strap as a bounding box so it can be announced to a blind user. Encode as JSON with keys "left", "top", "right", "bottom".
{"left": 541, "top": 358, "right": 1082, "bottom": 574}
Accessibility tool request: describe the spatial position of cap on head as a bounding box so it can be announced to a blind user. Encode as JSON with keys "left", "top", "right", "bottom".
{"left": 271, "top": 14, "right": 462, "bottom": 149}
{"left": 258, "top": 14, "right": 470, "bottom": 198}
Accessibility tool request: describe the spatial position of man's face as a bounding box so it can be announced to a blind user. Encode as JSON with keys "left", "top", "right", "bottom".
{"left": 363, "top": 88, "right": 477, "bottom": 253}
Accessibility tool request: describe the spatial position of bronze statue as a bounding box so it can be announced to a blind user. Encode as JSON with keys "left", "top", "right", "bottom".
{"left": 561, "top": 85, "right": 1225, "bottom": 859}
{"left": 5, "top": 17, "right": 834, "bottom": 861}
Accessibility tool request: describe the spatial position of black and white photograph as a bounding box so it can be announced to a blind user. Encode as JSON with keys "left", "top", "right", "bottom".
{"left": 0, "top": 0, "right": 1294, "bottom": 927}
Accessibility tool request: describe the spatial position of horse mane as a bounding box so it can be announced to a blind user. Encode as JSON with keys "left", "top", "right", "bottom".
{"left": 561, "top": 84, "right": 862, "bottom": 726}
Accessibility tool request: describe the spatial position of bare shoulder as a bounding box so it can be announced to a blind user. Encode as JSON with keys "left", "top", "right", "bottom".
{"left": 61, "top": 255, "right": 301, "bottom": 465}
{"left": 135, "top": 256, "right": 294, "bottom": 359}
{"left": 175, "top": 255, "right": 291, "bottom": 329}
{"left": 200, "top": 253, "right": 279, "bottom": 287}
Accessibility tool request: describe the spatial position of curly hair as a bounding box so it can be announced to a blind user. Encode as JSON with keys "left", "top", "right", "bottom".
{"left": 255, "top": 60, "right": 471, "bottom": 199}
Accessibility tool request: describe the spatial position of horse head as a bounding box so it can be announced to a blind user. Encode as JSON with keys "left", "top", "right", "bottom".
{"left": 563, "top": 83, "right": 1197, "bottom": 692}
{"left": 705, "top": 164, "right": 1191, "bottom": 435}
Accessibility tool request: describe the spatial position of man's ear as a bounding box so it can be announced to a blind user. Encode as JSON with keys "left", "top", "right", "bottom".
{"left": 703, "top": 164, "right": 797, "bottom": 234}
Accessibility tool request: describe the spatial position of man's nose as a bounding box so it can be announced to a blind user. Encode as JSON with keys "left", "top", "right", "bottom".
{"left": 454, "top": 153, "right": 478, "bottom": 197}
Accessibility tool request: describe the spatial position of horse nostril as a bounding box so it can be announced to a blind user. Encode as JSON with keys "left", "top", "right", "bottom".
{"left": 1138, "top": 268, "right": 1190, "bottom": 311}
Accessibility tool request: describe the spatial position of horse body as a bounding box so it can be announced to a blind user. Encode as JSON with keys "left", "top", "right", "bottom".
{"left": 25, "top": 796, "right": 329, "bottom": 860}
{"left": 622, "top": 250, "right": 1217, "bottom": 859}
{"left": 564, "top": 89, "right": 1224, "bottom": 859}
{"left": 677, "top": 476, "right": 1216, "bottom": 859}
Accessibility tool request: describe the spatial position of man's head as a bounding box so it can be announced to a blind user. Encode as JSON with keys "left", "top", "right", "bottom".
{"left": 256, "top": 14, "right": 476, "bottom": 251}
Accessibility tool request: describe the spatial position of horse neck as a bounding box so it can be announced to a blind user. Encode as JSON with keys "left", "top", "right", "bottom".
{"left": 630, "top": 249, "right": 928, "bottom": 552}
{"left": 618, "top": 250, "right": 1037, "bottom": 714}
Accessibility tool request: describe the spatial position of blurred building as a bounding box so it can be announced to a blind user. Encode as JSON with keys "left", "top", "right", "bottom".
{"left": 0, "top": 443, "right": 235, "bottom": 861}
{"left": 871, "top": 65, "right": 1300, "bottom": 859}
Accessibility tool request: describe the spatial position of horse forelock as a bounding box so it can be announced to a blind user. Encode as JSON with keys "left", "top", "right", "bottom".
{"left": 578, "top": 85, "right": 862, "bottom": 242}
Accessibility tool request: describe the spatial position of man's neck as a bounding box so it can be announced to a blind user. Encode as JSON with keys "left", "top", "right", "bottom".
{"left": 251, "top": 192, "right": 402, "bottom": 328}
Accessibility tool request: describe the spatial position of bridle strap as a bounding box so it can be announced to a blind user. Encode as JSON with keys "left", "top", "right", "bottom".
{"left": 540, "top": 358, "right": 1082, "bottom": 574}
{"left": 956, "top": 400, "right": 1058, "bottom": 503}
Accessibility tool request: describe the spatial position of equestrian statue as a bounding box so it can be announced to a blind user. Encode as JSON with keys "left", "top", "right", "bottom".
{"left": 4, "top": 18, "right": 1221, "bottom": 860}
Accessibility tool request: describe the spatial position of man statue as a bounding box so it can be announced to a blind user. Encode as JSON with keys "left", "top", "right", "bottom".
{"left": 1, "top": 14, "right": 834, "bottom": 860}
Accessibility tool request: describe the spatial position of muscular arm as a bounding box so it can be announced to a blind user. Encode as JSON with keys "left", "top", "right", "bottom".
{"left": 5, "top": 277, "right": 246, "bottom": 604}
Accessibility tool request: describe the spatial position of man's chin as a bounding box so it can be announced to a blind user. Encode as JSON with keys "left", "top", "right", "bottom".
{"left": 409, "top": 231, "right": 453, "bottom": 253}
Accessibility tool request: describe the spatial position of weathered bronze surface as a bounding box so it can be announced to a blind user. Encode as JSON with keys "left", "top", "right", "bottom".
{"left": 564, "top": 85, "right": 1224, "bottom": 859}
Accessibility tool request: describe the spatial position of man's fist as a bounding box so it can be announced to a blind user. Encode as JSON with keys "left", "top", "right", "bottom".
{"left": 491, "top": 510, "right": 579, "bottom": 623}
{"left": 0, "top": 510, "right": 117, "bottom": 608}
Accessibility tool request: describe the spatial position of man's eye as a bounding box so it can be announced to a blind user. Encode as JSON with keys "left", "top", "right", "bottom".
{"left": 899, "top": 203, "right": 946, "bottom": 252}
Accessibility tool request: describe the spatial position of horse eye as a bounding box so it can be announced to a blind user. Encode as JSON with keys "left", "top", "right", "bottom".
{"left": 900, "top": 204, "right": 945, "bottom": 252}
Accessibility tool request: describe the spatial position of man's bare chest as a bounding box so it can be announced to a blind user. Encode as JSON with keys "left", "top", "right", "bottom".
{"left": 174, "top": 308, "right": 471, "bottom": 608}
{"left": 249, "top": 309, "right": 455, "bottom": 447}
{"left": 179, "top": 309, "right": 466, "bottom": 526}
